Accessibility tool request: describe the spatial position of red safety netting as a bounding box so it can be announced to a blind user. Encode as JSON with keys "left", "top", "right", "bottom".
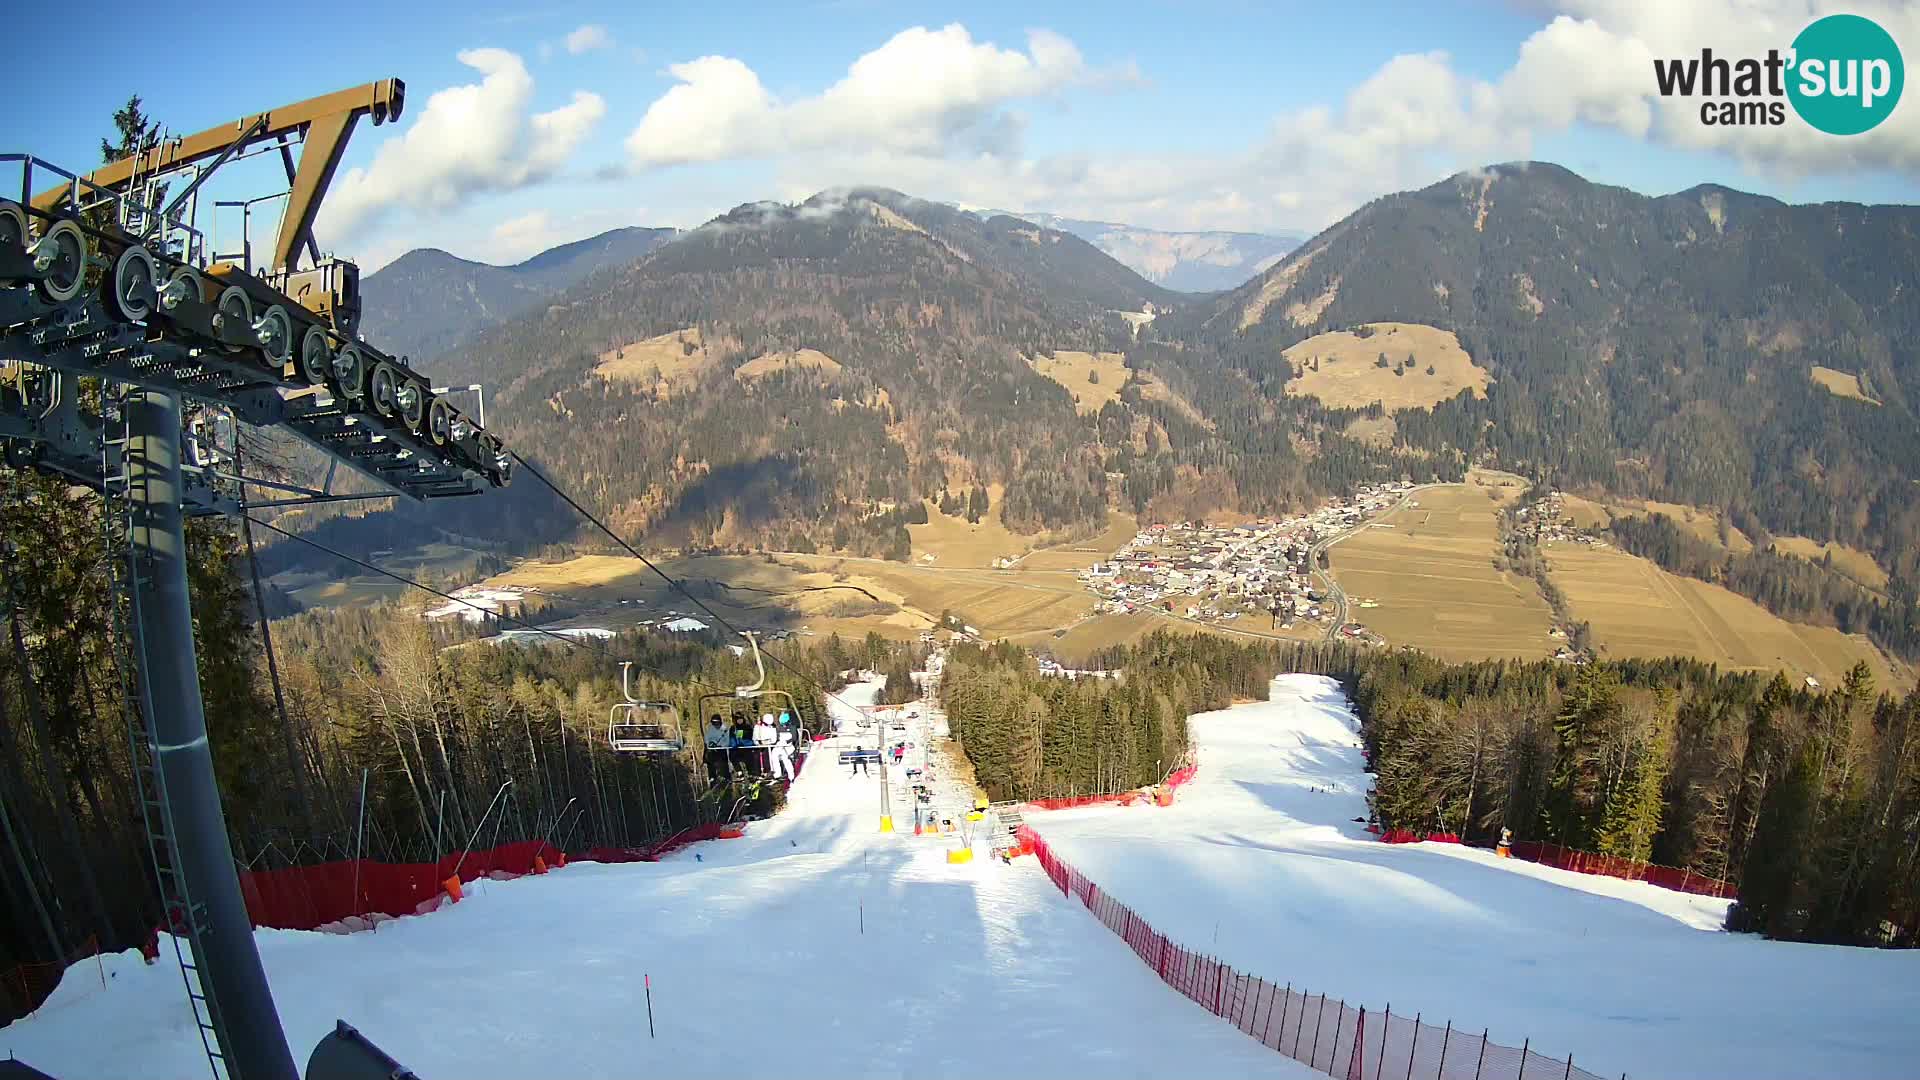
{"left": 1507, "top": 840, "right": 1736, "bottom": 899}
{"left": 238, "top": 824, "right": 744, "bottom": 932}
{"left": 1022, "top": 756, "right": 1198, "bottom": 813}
{"left": 238, "top": 838, "right": 561, "bottom": 931}
{"left": 1379, "top": 831, "right": 1461, "bottom": 845}
{"left": 1014, "top": 824, "right": 1610, "bottom": 1080}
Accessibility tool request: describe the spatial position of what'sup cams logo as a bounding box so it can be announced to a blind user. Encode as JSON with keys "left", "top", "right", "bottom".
{"left": 1653, "top": 14, "right": 1904, "bottom": 134}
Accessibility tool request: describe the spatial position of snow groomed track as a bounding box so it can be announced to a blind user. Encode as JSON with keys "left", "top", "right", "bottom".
{"left": 1, "top": 678, "right": 1311, "bottom": 1079}
{"left": 1024, "top": 674, "right": 1920, "bottom": 1080}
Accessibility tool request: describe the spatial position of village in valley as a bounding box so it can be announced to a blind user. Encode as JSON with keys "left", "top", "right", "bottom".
{"left": 1076, "top": 481, "right": 1420, "bottom": 640}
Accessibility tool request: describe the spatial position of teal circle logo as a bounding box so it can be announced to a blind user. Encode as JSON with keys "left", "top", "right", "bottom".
{"left": 1787, "top": 14, "right": 1904, "bottom": 135}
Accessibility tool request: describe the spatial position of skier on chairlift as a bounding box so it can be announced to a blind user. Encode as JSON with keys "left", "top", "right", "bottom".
{"left": 753, "top": 712, "right": 777, "bottom": 773}
{"left": 705, "top": 715, "right": 733, "bottom": 780}
{"left": 772, "top": 723, "right": 796, "bottom": 782}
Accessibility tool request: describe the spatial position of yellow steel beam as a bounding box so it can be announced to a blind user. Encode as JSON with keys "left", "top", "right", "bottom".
{"left": 34, "top": 79, "right": 404, "bottom": 272}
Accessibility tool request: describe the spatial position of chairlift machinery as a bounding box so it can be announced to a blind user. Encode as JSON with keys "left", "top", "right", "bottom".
{"left": 2, "top": 79, "right": 515, "bottom": 1080}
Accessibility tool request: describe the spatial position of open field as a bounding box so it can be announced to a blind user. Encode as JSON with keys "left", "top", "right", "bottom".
{"left": 785, "top": 557, "right": 1097, "bottom": 640}
{"left": 1769, "top": 536, "right": 1889, "bottom": 591}
{"left": 1280, "top": 322, "right": 1490, "bottom": 412}
{"left": 593, "top": 327, "right": 716, "bottom": 392}
{"left": 1009, "top": 511, "right": 1139, "bottom": 572}
{"left": 734, "top": 348, "right": 843, "bottom": 382}
{"left": 479, "top": 553, "right": 936, "bottom": 641}
{"left": 1560, "top": 493, "right": 1752, "bottom": 553}
{"left": 1810, "top": 365, "right": 1880, "bottom": 404}
{"left": 1029, "top": 350, "right": 1128, "bottom": 414}
{"left": 1328, "top": 477, "right": 1557, "bottom": 662}
{"left": 1546, "top": 542, "right": 1903, "bottom": 689}
{"left": 908, "top": 485, "right": 1093, "bottom": 568}
{"left": 277, "top": 541, "right": 490, "bottom": 610}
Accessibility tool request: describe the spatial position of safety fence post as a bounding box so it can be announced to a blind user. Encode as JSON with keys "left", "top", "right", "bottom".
{"left": 1244, "top": 977, "right": 1265, "bottom": 1038}
{"left": 1474, "top": 1030, "right": 1488, "bottom": 1080}
{"left": 1519, "top": 1037, "right": 1530, "bottom": 1079}
{"left": 1214, "top": 958, "right": 1226, "bottom": 1016}
{"left": 1377, "top": 1005, "right": 1390, "bottom": 1080}
{"left": 1331, "top": 1001, "right": 1347, "bottom": 1078}
{"left": 1438, "top": 1022, "right": 1452, "bottom": 1079}
{"left": 1272, "top": 982, "right": 1290, "bottom": 1052}
{"left": 1563, "top": 1056, "right": 1573, "bottom": 1080}
{"left": 1309, "top": 992, "right": 1326, "bottom": 1067}
{"left": 1353, "top": 1008, "right": 1366, "bottom": 1080}
{"left": 1406, "top": 1013, "right": 1421, "bottom": 1080}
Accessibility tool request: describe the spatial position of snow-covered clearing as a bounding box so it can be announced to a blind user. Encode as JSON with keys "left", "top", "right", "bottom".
{"left": 3, "top": 678, "right": 1307, "bottom": 1080}
{"left": 1028, "top": 674, "right": 1920, "bottom": 1080}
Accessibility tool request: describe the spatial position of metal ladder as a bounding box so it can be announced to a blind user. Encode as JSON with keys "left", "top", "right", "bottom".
{"left": 100, "top": 383, "right": 231, "bottom": 1080}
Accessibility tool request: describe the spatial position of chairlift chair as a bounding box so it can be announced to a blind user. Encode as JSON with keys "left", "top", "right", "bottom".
{"left": 696, "top": 632, "right": 808, "bottom": 780}
{"left": 607, "top": 661, "right": 687, "bottom": 754}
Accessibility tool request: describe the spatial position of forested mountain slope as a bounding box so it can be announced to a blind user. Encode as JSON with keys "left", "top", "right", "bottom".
{"left": 1155, "top": 162, "right": 1920, "bottom": 655}
{"left": 1185, "top": 162, "right": 1920, "bottom": 576}
{"left": 359, "top": 225, "right": 679, "bottom": 361}
{"left": 382, "top": 187, "right": 1447, "bottom": 563}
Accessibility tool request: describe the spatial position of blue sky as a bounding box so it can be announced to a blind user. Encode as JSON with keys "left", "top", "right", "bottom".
{"left": 9, "top": 0, "right": 1916, "bottom": 270}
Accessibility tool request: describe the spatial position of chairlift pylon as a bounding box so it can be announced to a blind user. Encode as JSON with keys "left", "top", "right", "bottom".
{"left": 607, "top": 660, "right": 687, "bottom": 755}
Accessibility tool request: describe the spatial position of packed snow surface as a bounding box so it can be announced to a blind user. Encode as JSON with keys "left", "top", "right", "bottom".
{"left": 2, "top": 678, "right": 1308, "bottom": 1080}
{"left": 1028, "top": 674, "right": 1920, "bottom": 1080}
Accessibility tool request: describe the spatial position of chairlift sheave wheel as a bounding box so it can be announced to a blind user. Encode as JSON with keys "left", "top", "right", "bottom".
{"left": 213, "top": 286, "right": 253, "bottom": 350}
{"left": 252, "top": 304, "right": 294, "bottom": 368}
{"left": 160, "top": 266, "right": 205, "bottom": 315}
{"left": 331, "top": 344, "right": 368, "bottom": 400}
{"left": 368, "top": 362, "right": 400, "bottom": 418}
{"left": 297, "top": 324, "right": 333, "bottom": 386}
{"left": 29, "top": 219, "right": 88, "bottom": 304}
{"left": 396, "top": 379, "right": 427, "bottom": 432}
{"left": 105, "top": 244, "right": 158, "bottom": 322}
{"left": 427, "top": 397, "right": 454, "bottom": 445}
{"left": 0, "top": 201, "right": 28, "bottom": 265}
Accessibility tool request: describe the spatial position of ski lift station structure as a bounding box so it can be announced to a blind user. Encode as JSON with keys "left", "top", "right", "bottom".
{"left": 2, "top": 78, "right": 512, "bottom": 1080}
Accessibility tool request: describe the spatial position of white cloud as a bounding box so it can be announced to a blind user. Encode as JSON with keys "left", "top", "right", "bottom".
{"left": 626, "top": 24, "right": 1111, "bottom": 169}
{"left": 757, "top": 3, "right": 1920, "bottom": 238}
{"left": 566, "top": 24, "right": 612, "bottom": 55}
{"left": 319, "top": 49, "right": 606, "bottom": 241}
{"left": 1525, "top": 1, "right": 1920, "bottom": 174}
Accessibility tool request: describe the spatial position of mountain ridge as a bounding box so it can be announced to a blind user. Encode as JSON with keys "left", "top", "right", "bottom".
{"left": 971, "top": 207, "right": 1302, "bottom": 292}
{"left": 359, "top": 224, "right": 680, "bottom": 361}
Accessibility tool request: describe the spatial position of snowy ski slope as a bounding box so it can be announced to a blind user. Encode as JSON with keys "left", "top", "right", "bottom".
{"left": 1027, "top": 674, "right": 1920, "bottom": 1080}
{"left": 1, "top": 679, "right": 1308, "bottom": 1080}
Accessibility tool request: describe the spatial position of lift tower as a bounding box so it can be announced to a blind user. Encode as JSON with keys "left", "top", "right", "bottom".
{"left": 2, "top": 80, "right": 510, "bottom": 1080}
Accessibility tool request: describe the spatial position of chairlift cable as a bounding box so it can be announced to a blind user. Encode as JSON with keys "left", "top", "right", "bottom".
{"left": 242, "top": 515, "right": 735, "bottom": 697}
{"left": 507, "top": 450, "right": 875, "bottom": 720}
